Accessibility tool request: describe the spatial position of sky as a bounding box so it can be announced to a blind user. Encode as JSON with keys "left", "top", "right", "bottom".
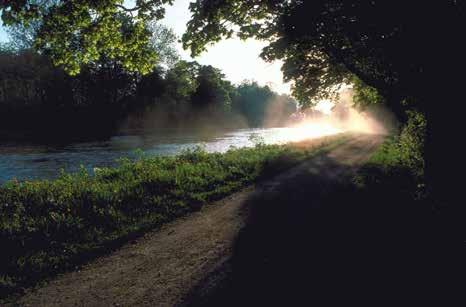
{"left": 0, "top": 26, "right": 6, "bottom": 42}
{"left": 160, "top": 0, "right": 291, "bottom": 94}
{"left": 0, "top": 0, "right": 291, "bottom": 94}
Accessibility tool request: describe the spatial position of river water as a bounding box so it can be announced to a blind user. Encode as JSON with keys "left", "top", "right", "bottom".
{"left": 0, "top": 127, "right": 335, "bottom": 184}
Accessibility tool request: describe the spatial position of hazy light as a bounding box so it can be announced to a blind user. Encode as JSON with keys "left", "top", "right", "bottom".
{"left": 314, "top": 100, "right": 335, "bottom": 115}
{"left": 276, "top": 93, "right": 387, "bottom": 143}
{"left": 277, "top": 122, "right": 342, "bottom": 143}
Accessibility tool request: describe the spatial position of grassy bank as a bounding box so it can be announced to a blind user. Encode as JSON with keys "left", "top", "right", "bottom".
{"left": 0, "top": 134, "right": 347, "bottom": 298}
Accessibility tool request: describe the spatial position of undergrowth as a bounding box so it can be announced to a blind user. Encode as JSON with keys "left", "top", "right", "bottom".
{"left": 355, "top": 110, "right": 426, "bottom": 201}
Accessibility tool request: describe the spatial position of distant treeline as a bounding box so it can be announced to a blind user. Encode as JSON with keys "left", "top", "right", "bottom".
{"left": 0, "top": 47, "right": 297, "bottom": 141}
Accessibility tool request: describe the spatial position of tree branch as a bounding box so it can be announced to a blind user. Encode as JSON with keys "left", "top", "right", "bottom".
{"left": 115, "top": 4, "right": 141, "bottom": 12}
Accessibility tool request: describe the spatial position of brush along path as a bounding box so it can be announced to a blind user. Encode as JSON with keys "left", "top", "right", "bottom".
{"left": 14, "top": 134, "right": 383, "bottom": 307}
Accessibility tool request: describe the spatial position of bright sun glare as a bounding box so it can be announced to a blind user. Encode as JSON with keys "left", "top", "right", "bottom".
{"left": 277, "top": 92, "right": 387, "bottom": 143}
{"left": 279, "top": 122, "right": 343, "bottom": 143}
{"left": 314, "top": 100, "right": 335, "bottom": 115}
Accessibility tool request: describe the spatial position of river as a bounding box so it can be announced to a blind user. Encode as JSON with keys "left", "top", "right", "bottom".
{"left": 0, "top": 126, "right": 336, "bottom": 184}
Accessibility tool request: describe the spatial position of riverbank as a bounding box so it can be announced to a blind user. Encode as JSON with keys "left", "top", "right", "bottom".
{"left": 0, "top": 134, "right": 348, "bottom": 299}
{"left": 4, "top": 134, "right": 383, "bottom": 306}
{"left": 0, "top": 126, "right": 326, "bottom": 185}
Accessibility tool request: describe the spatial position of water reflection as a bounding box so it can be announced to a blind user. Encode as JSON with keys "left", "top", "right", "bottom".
{"left": 0, "top": 127, "right": 332, "bottom": 184}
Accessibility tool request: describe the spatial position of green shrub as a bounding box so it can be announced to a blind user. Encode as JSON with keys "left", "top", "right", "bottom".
{"left": 398, "top": 110, "right": 426, "bottom": 177}
{"left": 356, "top": 110, "right": 426, "bottom": 200}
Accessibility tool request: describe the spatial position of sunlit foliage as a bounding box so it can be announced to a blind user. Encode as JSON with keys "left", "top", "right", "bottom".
{"left": 351, "top": 76, "right": 385, "bottom": 110}
{"left": 1, "top": 0, "right": 175, "bottom": 74}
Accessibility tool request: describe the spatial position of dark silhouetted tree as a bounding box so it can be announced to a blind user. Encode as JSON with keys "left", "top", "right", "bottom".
{"left": 182, "top": 0, "right": 465, "bottom": 206}
{"left": 191, "top": 65, "right": 233, "bottom": 113}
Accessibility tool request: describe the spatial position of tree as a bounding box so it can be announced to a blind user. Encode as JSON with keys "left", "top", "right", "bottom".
{"left": 5, "top": 19, "right": 40, "bottom": 51}
{"left": 3, "top": 0, "right": 465, "bottom": 204}
{"left": 4, "top": 12, "right": 180, "bottom": 118}
{"left": 164, "top": 60, "right": 200, "bottom": 103}
{"left": 146, "top": 21, "right": 180, "bottom": 70}
{"left": 0, "top": 42, "right": 16, "bottom": 54}
{"left": 351, "top": 76, "right": 385, "bottom": 110}
{"left": 182, "top": 0, "right": 465, "bottom": 206}
{"left": 1, "top": 0, "right": 174, "bottom": 74}
{"left": 3, "top": 0, "right": 59, "bottom": 51}
{"left": 233, "top": 81, "right": 296, "bottom": 127}
{"left": 233, "top": 81, "right": 275, "bottom": 127}
{"left": 191, "top": 65, "right": 233, "bottom": 113}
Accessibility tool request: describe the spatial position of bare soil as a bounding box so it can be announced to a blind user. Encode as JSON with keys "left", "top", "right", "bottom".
{"left": 14, "top": 134, "right": 383, "bottom": 307}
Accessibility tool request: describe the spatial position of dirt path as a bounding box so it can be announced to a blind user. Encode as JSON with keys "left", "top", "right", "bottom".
{"left": 14, "top": 134, "right": 383, "bottom": 307}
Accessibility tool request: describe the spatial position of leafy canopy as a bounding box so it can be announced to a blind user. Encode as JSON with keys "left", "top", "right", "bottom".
{"left": 182, "top": 0, "right": 464, "bottom": 112}
{"left": 3, "top": 0, "right": 463, "bottom": 112}
{"left": 1, "top": 0, "right": 173, "bottom": 75}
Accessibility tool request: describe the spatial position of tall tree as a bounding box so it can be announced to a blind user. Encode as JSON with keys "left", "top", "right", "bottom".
{"left": 164, "top": 60, "right": 201, "bottom": 103}
{"left": 191, "top": 65, "right": 233, "bottom": 112}
{"left": 233, "top": 81, "right": 275, "bottom": 127}
{"left": 233, "top": 81, "right": 297, "bottom": 127}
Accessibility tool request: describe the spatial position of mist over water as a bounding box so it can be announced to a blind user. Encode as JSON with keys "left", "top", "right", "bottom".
{"left": 0, "top": 127, "right": 335, "bottom": 184}
{"left": 0, "top": 90, "right": 390, "bottom": 184}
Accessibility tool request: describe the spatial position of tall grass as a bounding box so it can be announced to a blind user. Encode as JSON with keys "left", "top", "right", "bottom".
{"left": 0, "top": 135, "right": 346, "bottom": 297}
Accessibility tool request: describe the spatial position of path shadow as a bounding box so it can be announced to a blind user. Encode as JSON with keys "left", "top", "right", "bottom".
{"left": 184, "top": 155, "right": 460, "bottom": 306}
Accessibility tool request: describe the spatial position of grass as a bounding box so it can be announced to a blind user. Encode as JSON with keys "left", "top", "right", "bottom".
{"left": 354, "top": 138, "right": 423, "bottom": 201}
{"left": 355, "top": 110, "right": 426, "bottom": 201}
{"left": 0, "top": 134, "right": 348, "bottom": 298}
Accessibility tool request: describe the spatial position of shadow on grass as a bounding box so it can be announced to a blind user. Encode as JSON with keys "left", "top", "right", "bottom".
{"left": 185, "top": 156, "right": 460, "bottom": 306}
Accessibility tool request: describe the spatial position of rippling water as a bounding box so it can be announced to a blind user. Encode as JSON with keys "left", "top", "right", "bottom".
{"left": 0, "top": 127, "right": 331, "bottom": 184}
